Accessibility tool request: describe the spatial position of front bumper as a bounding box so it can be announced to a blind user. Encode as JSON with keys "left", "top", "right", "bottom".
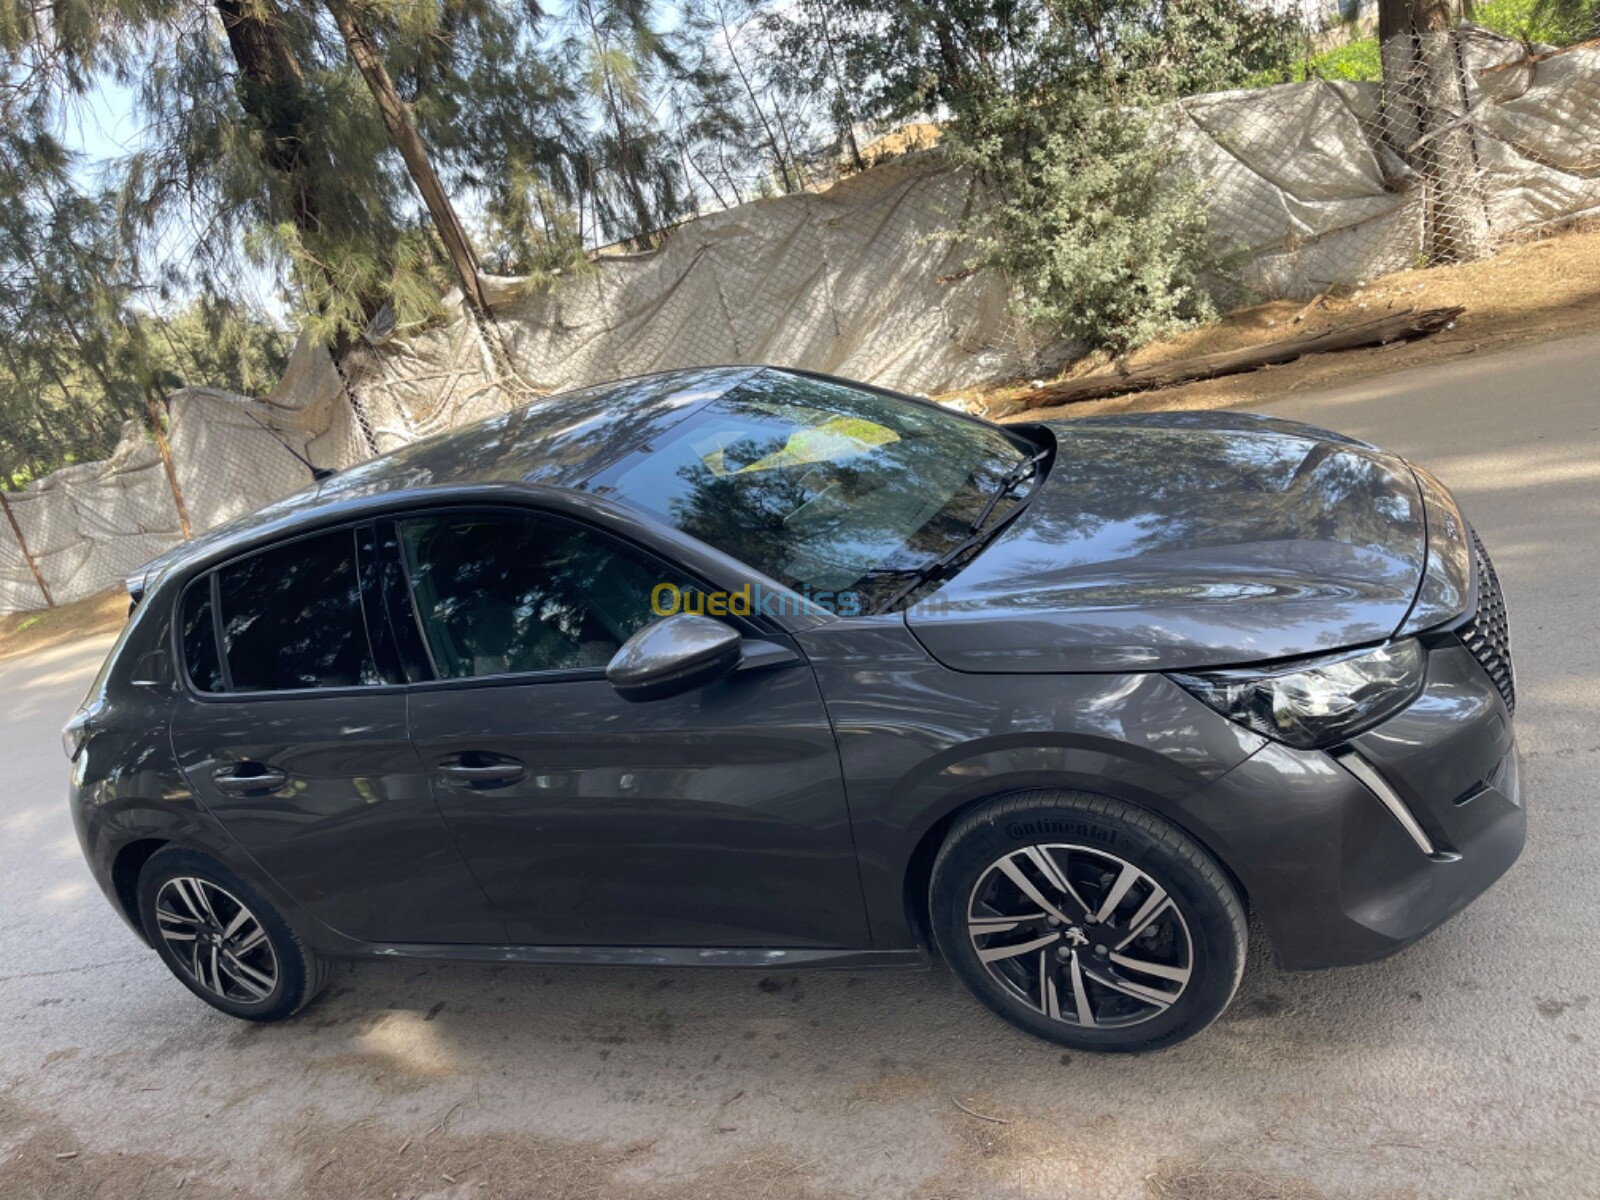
{"left": 1174, "top": 642, "right": 1524, "bottom": 970}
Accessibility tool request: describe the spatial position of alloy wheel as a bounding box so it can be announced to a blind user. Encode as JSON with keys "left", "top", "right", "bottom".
{"left": 966, "top": 843, "right": 1192, "bottom": 1029}
{"left": 153, "top": 876, "right": 280, "bottom": 1006}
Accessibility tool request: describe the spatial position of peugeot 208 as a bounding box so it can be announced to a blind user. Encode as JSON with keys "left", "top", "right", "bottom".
{"left": 65, "top": 366, "right": 1521, "bottom": 1051}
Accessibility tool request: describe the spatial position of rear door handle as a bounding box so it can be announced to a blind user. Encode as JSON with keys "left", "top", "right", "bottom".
{"left": 212, "top": 764, "right": 288, "bottom": 794}
{"left": 437, "top": 754, "right": 526, "bottom": 788}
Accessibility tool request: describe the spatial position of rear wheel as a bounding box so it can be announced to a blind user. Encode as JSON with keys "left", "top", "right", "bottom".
{"left": 137, "top": 848, "right": 326, "bottom": 1022}
{"left": 930, "top": 791, "right": 1246, "bottom": 1052}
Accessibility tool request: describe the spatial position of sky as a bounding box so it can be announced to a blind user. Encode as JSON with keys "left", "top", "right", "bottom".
{"left": 61, "top": 71, "right": 294, "bottom": 323}
{"left": 64, "top": 77, "right": 143, "bottom": 163}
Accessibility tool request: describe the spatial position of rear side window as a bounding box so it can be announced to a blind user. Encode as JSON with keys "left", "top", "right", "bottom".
{"left": 182, "top": 528, "right": 381, "bottom": 693}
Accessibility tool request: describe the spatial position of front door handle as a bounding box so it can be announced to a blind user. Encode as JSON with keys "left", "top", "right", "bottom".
{"left": 212, "top": 764, "right": 288, "bottom": 794}
{"left": 437, "top": 754, "right": 526, "bottom": 788}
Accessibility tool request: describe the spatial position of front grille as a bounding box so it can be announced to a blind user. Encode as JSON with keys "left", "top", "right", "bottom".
{"left": 1462, "top": 531, "right": 1515, "bottom": 714}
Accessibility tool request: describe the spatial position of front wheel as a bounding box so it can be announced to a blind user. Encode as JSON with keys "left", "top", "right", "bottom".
{"left": 137, "top": 848, "right": 327, "bottom": 1022}
{"left": 930, "top": 791, "right": 1246, "bottom": 1052}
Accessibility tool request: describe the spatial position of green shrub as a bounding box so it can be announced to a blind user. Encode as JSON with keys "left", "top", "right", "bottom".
{"left": 1475, "top": 0, "right": 1599, "bottom": 43}
{"left": 905, "top": 0, "right": 1298, "bottom": 355}
{"left": 1304, "top": 37, "right": 1383, "bottom": 81}
{"left": 953, "top": 96, "right": 1217, "bottom": 356}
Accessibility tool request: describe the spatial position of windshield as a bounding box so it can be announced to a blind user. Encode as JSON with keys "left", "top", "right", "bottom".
{"left": 589, "top": 370, "right": 1035, "bottom": 612}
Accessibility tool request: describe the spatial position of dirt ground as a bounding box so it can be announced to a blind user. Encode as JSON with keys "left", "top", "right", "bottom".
{"left": 948, "top": 221, "right": 1600, "bottom": 425}
{"left": 0, "top": 590, "right": 127, "bottom": 662}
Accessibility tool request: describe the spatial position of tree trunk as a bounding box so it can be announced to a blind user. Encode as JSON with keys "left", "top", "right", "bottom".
{"left": 0, "top": 343, "right": 67, "bottom": 459}
{"left": 716, "top": 146, "right": 746, "bottom": 205}
{"left": 216, "top": 0, "right": 386, "bottom": 443}
{"left": 772, "top": 98, "right": 809, "bottom": 190}
{"left": 214, "top": 0, "right": 324, "bottom": 239}
{"left": 578, "top": 1, "right": 659, "bottom": 245}
{"left": 818, "top": 5, "right": 864, "bottom": 172}
{"left": 721, "top": 18, "right": 796, "bottom": 193}
{"left": 146, "top": 395, "right": 193, "bottom": 540}
{"left": 32, "top": 405, "right": 65, "bottom": 457}
{"left": 35, "top": 351, "right": 106, "bottom": 445}
{"left": 324, "top": 0, "right": 492, "bottom": 316}
{"left": 681, "top": 142, "right": 725, "bottom": 211}
{"left": 1378, "top": 0, "right": 1489, "bottom": 263}
{"left": 0, "top": 490, "right": 52, "bottom": 608}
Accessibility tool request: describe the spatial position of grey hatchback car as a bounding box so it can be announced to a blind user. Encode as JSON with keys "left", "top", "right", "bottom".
{"left": 66, "top": 366, "right": 1522, "bottom": 1051}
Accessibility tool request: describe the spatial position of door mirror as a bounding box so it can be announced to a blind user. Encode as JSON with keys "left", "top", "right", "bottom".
{"left": 606, "top": 614, "right": 743, "bottom": 703}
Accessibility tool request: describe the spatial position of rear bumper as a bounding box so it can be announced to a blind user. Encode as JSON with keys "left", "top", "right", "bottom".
{"left": 1174, "top": 642, "right": 1524, "bottom": 970}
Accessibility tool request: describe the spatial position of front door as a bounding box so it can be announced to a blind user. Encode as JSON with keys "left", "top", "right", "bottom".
{"left": 393, "top": 509, "right": 871, "bottom": 948}
{"left": 169, "top": 525, "right": 504, "bottom": 945}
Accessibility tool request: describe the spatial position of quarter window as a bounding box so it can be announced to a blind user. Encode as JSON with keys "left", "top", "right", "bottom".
{"left": 180, "top": 581, "right": 224, "bottom": 694}
{"left": 208, "top": 529, "right": 381, "bottom": 692}
{"left": 397, "top": 513, "right": 675, "bottom": 679}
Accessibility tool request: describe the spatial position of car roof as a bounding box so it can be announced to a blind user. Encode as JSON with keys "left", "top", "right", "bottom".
{"left": 128, "top": 365, "right": 763, "bottom": 596}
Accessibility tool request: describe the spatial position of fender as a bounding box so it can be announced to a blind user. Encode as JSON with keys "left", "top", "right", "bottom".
{"left": 794, "top": 620, "right": 1265, "bottom": 949}
{"left": 874, "top": 735, "right": 1260, "bottom": 950}
{"left": 74, "top": 783, "right": 360, "bottom": 956}
{"left": 890, "top": 730, "right": 1224, "bottom": 851}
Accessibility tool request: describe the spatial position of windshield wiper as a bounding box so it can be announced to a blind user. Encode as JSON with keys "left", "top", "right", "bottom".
{"left": 873, "top": 451, "right": 1052, "bottom": 615}
{"left": 967, "top": 448, "right": 1050, "bottom": 535}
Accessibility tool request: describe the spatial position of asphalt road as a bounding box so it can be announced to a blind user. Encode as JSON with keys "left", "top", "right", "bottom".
{"left": 3, "top": 333, "right": 1598, "bottom": 1200}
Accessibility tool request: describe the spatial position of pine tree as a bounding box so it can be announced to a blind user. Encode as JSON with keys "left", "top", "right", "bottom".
{"left": 324, "top": 0, "right": 490, "bottom": 315}
{"left": 684, "top": 0, "right": 815, "bottom": 196}
{"left": 559, "top": 0, "right": 692, "bottom": 247}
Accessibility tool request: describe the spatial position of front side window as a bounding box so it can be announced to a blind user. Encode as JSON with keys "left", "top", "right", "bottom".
{"left": 210, "top": 529, "right": 380, "bottom": 692}
{"left": 398, "top": 513, "right": 677, "bottom": 679}
{"left": 588, "top": 370, "right": 1033, "bottom": 609}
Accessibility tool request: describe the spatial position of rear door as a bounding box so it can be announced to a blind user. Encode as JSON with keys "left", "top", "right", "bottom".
{"left": 392, "top": 507, "right": 871, "bottom": 949}
{"left": 169, "top": 524, "right": 503, "bottom": 945}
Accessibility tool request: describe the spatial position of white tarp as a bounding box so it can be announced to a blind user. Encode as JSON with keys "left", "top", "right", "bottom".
{"left": 335, "top": 156, "right": 1025, "bottom": 454}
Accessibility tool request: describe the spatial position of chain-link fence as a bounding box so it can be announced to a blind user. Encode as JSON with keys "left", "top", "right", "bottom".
{"left": 1174, "top": 25, "right": 1600, "bottom": 300}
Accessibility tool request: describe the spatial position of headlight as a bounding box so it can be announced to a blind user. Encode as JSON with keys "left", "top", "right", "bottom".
{"left": 1170, "top": 639, "right": 1426, "bottom": 749}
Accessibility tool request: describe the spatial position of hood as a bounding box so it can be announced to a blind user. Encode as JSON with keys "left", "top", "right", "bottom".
{"left": 907, "top": 412, "right": 1428, "bottom": 673}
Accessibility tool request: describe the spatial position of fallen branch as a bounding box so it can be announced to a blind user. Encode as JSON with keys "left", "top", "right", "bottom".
{"left": 1290, "top": 292, "right": 1328, "bottom": 325}
{"left": 1013, "top": 306, "right": 1465, "bottom": 412}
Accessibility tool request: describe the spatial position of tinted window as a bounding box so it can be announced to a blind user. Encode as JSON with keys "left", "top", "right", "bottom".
{"left": 589, "top": 370, "right": 1029, "bottom": 607}
{"left": 398, "top": 514, "right": 674, "bottom": 679}
{"left": 180, "top": 581, "right": 224, "bottom": 693}
{"left": 216, "top": 529, "right": 380, "bottom": 692}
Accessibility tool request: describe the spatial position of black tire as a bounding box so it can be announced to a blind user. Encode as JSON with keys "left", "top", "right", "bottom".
{"left": 930, "top": 790, "right": 1246, "bottom": 1052}
{"left": 137, "top": 847, "right": 327, "bottom": 1022}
